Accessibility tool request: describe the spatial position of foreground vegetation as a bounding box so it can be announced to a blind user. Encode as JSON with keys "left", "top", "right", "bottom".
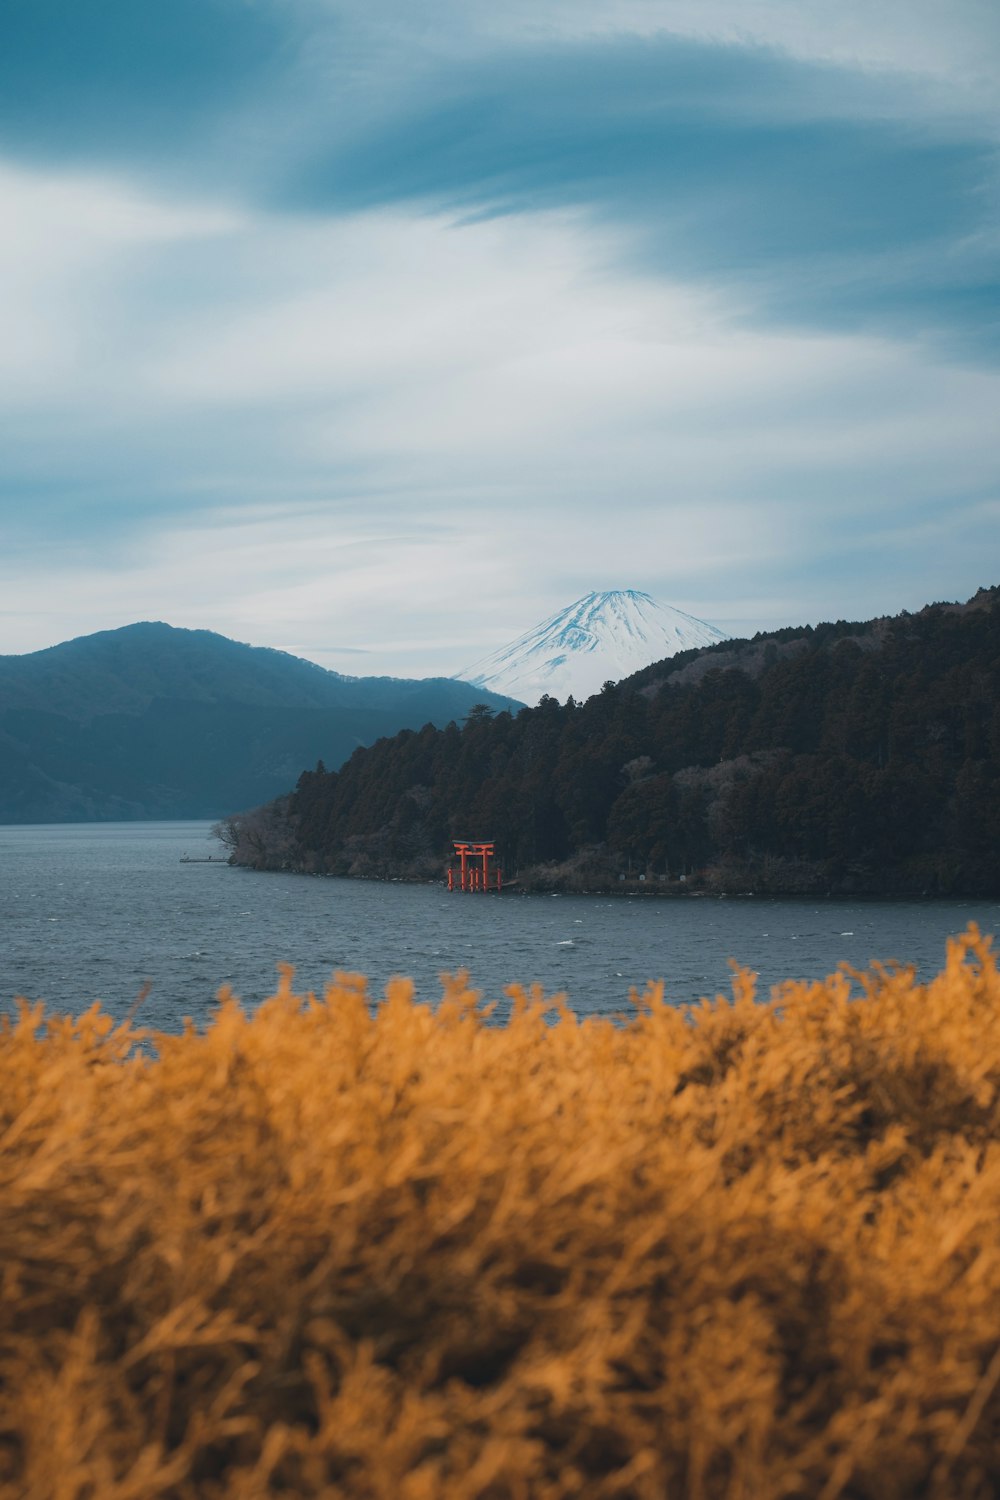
{"left": 5, "top": 929, "right": 1000, "bottom": 1497}
{"left": 225, "top": 588, "right": 1000, "bottom": 895}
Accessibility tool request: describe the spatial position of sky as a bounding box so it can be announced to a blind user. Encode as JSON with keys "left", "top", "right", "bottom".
{"left": 1, "top": 0, "right": 997, "bottom": 677}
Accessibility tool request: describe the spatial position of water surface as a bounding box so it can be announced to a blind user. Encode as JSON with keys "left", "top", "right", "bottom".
{"left": 3, "top": 821, "right": 997, "bottom": 1030}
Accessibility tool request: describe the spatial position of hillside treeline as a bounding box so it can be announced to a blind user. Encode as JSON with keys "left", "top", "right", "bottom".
{"left": 225, "top": 591, "right": 1000, "bottom": 895}
{"left": 6, "top": 930, "right": 1000, "bottom": 1497}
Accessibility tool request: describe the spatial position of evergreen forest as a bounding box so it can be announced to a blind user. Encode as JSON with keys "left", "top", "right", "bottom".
{"left": 222, "top": 590, "right": 1000, "bottom": 896}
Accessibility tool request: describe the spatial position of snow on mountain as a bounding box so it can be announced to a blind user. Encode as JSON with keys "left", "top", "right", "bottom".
{"left": 456, "top": 590, "right": 729, "bottom": 705}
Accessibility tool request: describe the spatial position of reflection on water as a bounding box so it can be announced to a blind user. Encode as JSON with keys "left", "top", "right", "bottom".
{"left": 3, "top": 821, "right": 998, "bottom": 1031}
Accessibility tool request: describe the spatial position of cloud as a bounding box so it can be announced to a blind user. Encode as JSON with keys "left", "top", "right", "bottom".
{"left": 2, "top": 4, "right": 996, "bottom": 357}
{"left": 458, "top": 0, "right": 1000, "bottom": 105}
{"left": 0, "top": 158, "right": 996, "bottom": 669}
{"left": 281, "top": 34, "right": 999, "bottom": 358}
{"left": 0, "top": 0, "right": 295, "bottom": 169}
{"left": 0, "top": 4, "right": 997, "bottom": 670}
{"left": 0, "top": 161, "right": 239, "bottom": 400}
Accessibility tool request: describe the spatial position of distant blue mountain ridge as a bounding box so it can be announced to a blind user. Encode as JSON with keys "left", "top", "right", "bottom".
{"left": 0, "top": 622, "right": 521, "bottom": 822}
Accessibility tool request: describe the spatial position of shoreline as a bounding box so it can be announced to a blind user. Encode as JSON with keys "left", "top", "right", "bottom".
{"left": 225, "top": 861, "right": 998, "bottom": 904}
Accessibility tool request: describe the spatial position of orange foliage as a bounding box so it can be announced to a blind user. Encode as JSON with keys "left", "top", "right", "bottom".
{"left": 4, "top": 928, "right": 1000, "bottom": 1497}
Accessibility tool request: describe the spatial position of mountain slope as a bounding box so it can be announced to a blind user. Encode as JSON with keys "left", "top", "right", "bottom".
{"left": 0, "top": 623, "right": 521, "bottom": 823}
{"left": 0, "top": 622, "right": 520, "bottom": 721}
{"left": 457, "top": 590, "right": 729, "bottom": 703}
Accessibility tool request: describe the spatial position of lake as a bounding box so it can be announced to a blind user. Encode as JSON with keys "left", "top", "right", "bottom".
{"left": 2, "top": 820, "right": 998, "bottom": 1031}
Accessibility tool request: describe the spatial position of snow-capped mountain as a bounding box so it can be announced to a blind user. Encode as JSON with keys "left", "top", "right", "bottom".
{"left": 456, "top": 590, "right": 729, "bottom": 705}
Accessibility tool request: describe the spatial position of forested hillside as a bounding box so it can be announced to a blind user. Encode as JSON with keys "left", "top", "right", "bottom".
{"left": 224, "top": 590, "right": 1000, "bottom": 895}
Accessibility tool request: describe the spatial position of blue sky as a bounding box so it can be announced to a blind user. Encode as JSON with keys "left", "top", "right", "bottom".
{"left": 1, "top": 0, "right": 997, "bottom": 674}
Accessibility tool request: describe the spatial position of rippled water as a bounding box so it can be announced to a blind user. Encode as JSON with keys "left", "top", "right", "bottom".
{"left": 3, "top": 821, "right": 998, "bottom": 1031}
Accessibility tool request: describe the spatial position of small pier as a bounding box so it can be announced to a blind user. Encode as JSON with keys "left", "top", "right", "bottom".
{"left": 448, "top": 840, "right": 502, "bottom": 892}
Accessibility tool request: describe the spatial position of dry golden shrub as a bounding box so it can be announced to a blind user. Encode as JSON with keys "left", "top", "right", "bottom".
{"left": 4, "top": 927, "right": 1000, "bottom": 1498}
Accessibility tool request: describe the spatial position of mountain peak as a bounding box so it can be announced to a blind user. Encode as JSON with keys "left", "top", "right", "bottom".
{"left": 456, "top": 591, "right": 729, "bottom": 703}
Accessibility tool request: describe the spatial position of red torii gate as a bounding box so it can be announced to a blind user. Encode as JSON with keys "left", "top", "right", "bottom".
{"left": 448, "top": 840, "right": 502, "bottom": 892}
